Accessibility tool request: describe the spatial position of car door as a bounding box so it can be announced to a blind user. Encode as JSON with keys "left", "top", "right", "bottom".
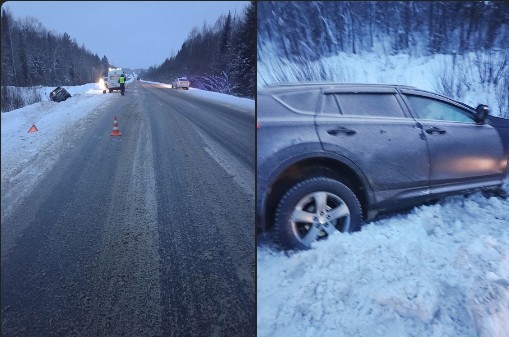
{"left": 401, "top": 89, "right": 505, "bottom": 192}
{"left": 314, "top": 87, "right": 431, "bottom": 207}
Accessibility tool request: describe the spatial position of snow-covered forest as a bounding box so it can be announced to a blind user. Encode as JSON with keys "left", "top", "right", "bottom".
{"left": 1, "top": 9, "right": 110, "bottom": 87}
{"left": 0, "top": 8, "right": 111, "bottom": 112}
{"left": 143, "top": 1, "right": 255, "bottom": 98}
{"left": 1, "top": 1, "right": 256, "bottom": 112}
{"left": 258, "top": 1, "right": 509, "bottom": 118}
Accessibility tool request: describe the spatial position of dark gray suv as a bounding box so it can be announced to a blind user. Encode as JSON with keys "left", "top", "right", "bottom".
{"left": 257, "top": 83, "right": 509, "bottom": 250}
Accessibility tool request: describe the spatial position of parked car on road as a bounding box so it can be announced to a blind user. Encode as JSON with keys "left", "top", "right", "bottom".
{"left": 257, "top": 83, "right": 509, "bottom": 250}
{"left": 49, "top": 86, "right": 71, "bottom": 102}
{"left": 173, "top": 77, "right": 190, "bottom": 90}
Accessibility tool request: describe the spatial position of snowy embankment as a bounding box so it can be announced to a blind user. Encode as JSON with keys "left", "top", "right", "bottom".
{"left": 1, "top": 80, "right": 253, "bottom": 221}
{"left": 258, "top": 190, "right": 509, "bottom": 337}
{"left": 140, "top": 79, "right": 255, "bottom": 114}
{"left": 1, "top": 83, "right": 115, "bottom": 220}
{"left": 258, "top": 48, "right": 508, "bottom": 118}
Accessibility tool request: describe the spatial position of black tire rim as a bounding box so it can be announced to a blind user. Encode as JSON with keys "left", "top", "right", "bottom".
{"left": 290, "top": 191, "right": 351, "bottom": 246}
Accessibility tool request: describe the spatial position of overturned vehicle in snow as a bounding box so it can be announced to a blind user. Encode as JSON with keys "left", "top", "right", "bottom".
{"left": 50, "top": 86, "right": 71, "bottom": 102}
{"left": 257, "top": 83, "right": 509, "bottom": 250}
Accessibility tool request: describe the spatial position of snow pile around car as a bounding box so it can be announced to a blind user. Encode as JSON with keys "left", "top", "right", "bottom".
{"left": 257, "top": 193, "right": 509, "bottom": 337}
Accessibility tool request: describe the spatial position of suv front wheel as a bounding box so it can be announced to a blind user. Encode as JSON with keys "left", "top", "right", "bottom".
{"left": 274, "top": 177, "right": 363, "bottom": 250}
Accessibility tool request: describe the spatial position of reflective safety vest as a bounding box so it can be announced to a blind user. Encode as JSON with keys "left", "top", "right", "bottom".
{"left": 119, "top": 76, "right": 125, "bottom": 84}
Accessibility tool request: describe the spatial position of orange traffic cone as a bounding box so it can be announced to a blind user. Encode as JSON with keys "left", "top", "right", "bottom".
{"left": 28, "top": 124, "right": 38, "bottom": 133}
{"left": 110, "top": 116, "right": 121, "bottom": 136}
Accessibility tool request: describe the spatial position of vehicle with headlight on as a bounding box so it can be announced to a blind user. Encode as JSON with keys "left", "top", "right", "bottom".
{"left": 105, "top": 68, "right": 124, "bottom": 93}
{"left": 99, "top": 77, "right": 108, "bottom": 94}
{"left": 257, "top": 83, "right": 509, "bottom": 250}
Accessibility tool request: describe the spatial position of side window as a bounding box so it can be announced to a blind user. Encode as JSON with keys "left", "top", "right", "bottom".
{"left": 274, "top": 90, "right": 321, "bottom": 114}
{"left": 405, "top": 95, "right": 474, "bottom": 123}
{"left": 324, "top": 93, "right": 405, "bottom": 117}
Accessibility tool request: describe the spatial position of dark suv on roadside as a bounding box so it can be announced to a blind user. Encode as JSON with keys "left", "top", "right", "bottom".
{"left": 257, "top": 83, "right": 509, "bottom": 250}
{"left": 49, "top": 86, "right": 71, "bottom": 102}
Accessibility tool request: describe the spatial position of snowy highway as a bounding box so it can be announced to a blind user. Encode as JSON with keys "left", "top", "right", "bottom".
{"left": 1, "top": 81, "right": 255, "bottom": 336}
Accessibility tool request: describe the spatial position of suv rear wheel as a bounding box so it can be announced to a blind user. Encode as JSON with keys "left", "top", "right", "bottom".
{"left": 274, "top": 177, "right": 363, "bottom": 250}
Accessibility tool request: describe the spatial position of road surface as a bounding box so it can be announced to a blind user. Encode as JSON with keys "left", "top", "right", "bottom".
{"left": 1, "top": 81, "right": 255, "bottom": 336}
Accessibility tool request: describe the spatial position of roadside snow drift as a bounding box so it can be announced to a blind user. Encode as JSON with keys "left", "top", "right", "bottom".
{"left": 140, "top": 79, "right": 254, "bottom": 114}
{"left": 1, "top": 83, "right": 114, "bottom": 220}
{"left": 258, "top": 192, "right": 509, "bottom": 337}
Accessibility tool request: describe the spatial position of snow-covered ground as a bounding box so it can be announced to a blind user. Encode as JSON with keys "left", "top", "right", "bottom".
{"left": 1, "top": 82, "right": 114, "bottom": 220}
{"left": 1, "top": 80, "right": 254, "bottom": 221}
{"left": 258, "top": 191, "right": 509, "bottom": 337}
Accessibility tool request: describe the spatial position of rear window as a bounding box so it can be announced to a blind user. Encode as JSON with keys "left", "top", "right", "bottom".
{"left": 273, "top": 90, "right": 321, "bottom": 114}
{"left": 322, "top": 93, "right": 405, "bottom": 117}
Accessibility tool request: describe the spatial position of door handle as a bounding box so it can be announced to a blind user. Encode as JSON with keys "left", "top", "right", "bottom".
{"left": 327, "top": 126, "right": 356, "bottom": 136}
{"left": 425, "top": 127, "right": 446, "bottom": 135}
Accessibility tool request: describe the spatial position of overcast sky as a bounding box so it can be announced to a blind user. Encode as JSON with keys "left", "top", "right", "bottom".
{"left": 3, "top": 1, "right": 250, "bottom": 69}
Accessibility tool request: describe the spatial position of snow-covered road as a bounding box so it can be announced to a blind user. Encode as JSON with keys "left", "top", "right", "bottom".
{"left": 1, "top": 81, "right": 254, "bottom": 221}
{"left": 1, "top": 81, "right": 256, "bottom": 336}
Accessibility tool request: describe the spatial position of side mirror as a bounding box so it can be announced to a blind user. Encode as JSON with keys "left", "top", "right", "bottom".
{"left": 474, "top": 104, "right": 490, "bottom": 124}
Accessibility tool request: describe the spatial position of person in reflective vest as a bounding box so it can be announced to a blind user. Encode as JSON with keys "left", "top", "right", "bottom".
{"left": 118, "top": 73, "right": 126, "bottom": 95}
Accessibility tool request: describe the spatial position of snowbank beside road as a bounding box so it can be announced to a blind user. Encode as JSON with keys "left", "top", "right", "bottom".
{"left": 1, "top": 86, "right": 114, "bottom": 220}
{"left": 258, "top": 193, "right": 509, "bottom": 337}
{"left": 38, "top": 82, "right": 105, "bottom": 101}
{"left": 187, "top": 88, "right": 255, "bottom": 115}
{"left": 140, "top": 79, "right": 254, "bottom": 114}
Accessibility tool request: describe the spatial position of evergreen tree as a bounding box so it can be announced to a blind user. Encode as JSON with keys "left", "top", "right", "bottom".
{"left": 1, "top": 13, "right": 112, "bottom": 87}
{"left": 231, "top": 1, "right": 256, "bottom": 97}
{"left": 144, "top": 2, "right": 255, "bottom": 98}
{"left": 1, "top": 8, "right": 16, "bottom": 85}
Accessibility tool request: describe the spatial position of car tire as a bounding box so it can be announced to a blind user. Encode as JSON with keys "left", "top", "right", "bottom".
{"left": 274, "top": 177, "right": 363, "bottom": 250}
{"left": 109, "top": 89, "right": 113, "bottom": 93}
